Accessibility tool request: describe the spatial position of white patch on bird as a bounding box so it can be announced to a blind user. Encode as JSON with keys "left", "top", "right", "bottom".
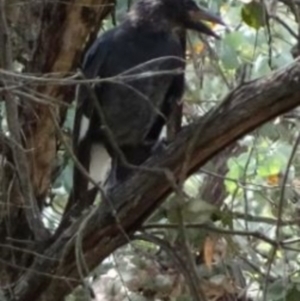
{"left": 79, "top": 115, "right": 90, "bottom": 142}
{"left": 88, "top": 143, "right": 112, "bottom": 190}
{"left": 158, "top": 125, "right": 167, "bottom": 140}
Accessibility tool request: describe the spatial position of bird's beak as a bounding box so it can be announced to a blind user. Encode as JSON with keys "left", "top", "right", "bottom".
{"left": 188, "top": 5, "right": 225, "bottom": 26}
{"left": 185, "top": 5, "right": 225, "bottom": 39}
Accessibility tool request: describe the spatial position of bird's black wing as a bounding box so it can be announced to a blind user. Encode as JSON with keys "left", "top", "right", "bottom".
{"left": 112, "top": 57, "right": 185, "bottom": 183}
{"left": 146, "top": 28, "right": 186, "bottom": 145}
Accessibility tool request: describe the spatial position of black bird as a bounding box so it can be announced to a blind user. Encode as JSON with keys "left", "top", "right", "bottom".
{"left": 67, "top": 0, "right": 224, "bottom": 213}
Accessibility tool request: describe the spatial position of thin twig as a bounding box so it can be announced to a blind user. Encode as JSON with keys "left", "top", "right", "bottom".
{"left": 143, "top": 223, "right": 280, "bottom": 246}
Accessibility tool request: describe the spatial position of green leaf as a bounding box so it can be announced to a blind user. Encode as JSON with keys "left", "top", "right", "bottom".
{"left": 219, "top": 39, "right": 240, "bottom": 69}
{"left": 241, "top": 1, "right": 266, "bottom": 30}
{"left": 252, "top": 54, "right": 271, "bottom": 78}
{"left": 223, "top": 31, "right": 248, "bottom": 50}
{"left": 266, "top": 279, "right": 290, "bottom": 300}
{"left": 257, "top": 157, "right": 282, "bottom": 177}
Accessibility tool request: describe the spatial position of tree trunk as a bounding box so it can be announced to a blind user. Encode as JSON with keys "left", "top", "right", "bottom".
{"left": 0, "top": 0, "right": 114, "bottom": 297}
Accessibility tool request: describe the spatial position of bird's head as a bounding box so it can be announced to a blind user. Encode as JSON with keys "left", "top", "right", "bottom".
{"left": 129, "top": 0, "right": 224, "bottom": 38}
{"left": 164, "top": 0, "right": 225, "bottom": 38}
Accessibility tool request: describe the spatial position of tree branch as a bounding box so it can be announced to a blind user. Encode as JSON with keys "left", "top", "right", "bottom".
{"left": 10, "top": 58, "right": 300, "bottom": 301}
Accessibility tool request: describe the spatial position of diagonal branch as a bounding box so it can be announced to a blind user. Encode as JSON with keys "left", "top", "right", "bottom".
{"left": 12, "top": 58, "right": 300, "bottom": 301}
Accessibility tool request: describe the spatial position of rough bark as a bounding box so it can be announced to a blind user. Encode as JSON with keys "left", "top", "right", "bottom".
{"left": 9, "top": 58, "right": 300, "bottom": 301}
{"left": 24, "top": 0, "right": 115, "bottom": 203}
{"left": 0, "top": 0, "right": 114, "bottom": 295}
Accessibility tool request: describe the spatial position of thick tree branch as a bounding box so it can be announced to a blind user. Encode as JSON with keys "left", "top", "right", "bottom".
{"left": 12, "top": 59, "right": 300, "bottom": 301}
